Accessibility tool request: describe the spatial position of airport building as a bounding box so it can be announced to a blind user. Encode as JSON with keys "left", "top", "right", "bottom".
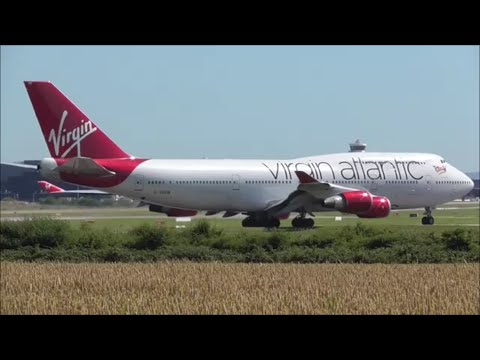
{"left": 348, "top": 139, "right": 367, "bottom": 152}
{"left": 1, "top": 161, "right": 41, "bottom": 201}
{"left": 1, "top": 160, "right": 92, "bottom": 201}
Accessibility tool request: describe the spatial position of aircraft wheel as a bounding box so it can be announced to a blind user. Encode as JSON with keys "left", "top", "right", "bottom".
{"left": 267, "top": 218, "right": 280, "bottom": 229}
{"left": 242, "top": 217, "right": 255, "bottom": 227}
{"left": 421, "top": 216, "right": 434, "bottom": 225}
{"left": 305, "top": 218, "right": 314, "bottom": 228}
{"left": 292, "top": 217, "right": 301, "bottom": 228}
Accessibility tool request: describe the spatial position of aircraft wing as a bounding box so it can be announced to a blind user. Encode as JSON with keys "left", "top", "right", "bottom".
{"left": 265, "top": 171, "right": 361, "bottom": 216}
{"left": 295, "top": 171, "right": 358, "bottom": 198}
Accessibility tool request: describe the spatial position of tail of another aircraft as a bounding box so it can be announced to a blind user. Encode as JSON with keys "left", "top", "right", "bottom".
{"left": 38, "top": 181, "right": 64, "bottom": 193}
{"left": 24, "top": 81, "right": 130, "bottom": 159}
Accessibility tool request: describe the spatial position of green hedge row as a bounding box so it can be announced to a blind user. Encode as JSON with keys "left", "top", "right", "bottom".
{"left": 1, "top": 218, "right": 478, "bottom": 263}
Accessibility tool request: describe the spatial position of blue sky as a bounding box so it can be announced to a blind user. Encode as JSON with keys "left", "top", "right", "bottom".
{"left": 1, "top": 45, "right": 478, "bottom": 171}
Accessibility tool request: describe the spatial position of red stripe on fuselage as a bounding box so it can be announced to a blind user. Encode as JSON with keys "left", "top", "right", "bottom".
{"left": 54, "top": 158, "right": 148, "bottom": 188}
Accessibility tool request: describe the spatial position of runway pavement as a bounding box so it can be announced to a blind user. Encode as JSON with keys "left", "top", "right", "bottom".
{"left": 1, "top": 201, "right": 478, "bottom": 224}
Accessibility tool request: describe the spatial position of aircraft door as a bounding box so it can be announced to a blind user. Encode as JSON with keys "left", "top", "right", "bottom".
{"left": 133, "top": 175, "right": 144, "bottom": 191}
{"left": 425, "top": 175, "right": 433, "bottom": 192}
{"left": 409, "top": 180, "right": 418, "bottom": 195}
{"left": 232, "top": 174, "right": 240, "bottom": 190}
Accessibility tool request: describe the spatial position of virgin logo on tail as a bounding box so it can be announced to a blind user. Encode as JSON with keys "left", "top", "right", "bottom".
{"left": 48, "top": 110, "right": 98, "bottom": 158}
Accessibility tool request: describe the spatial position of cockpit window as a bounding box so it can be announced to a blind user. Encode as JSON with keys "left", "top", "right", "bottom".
{"left": 440, "top": 159, "right": 446, "bottom": 163}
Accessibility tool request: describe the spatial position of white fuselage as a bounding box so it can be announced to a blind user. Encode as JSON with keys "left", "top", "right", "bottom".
{"left": 42, "top": 152, "right": 474, "bottom": 213}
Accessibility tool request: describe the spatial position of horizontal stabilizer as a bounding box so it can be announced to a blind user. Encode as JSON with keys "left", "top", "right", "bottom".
{"left": 56, "top": 157, "right": 116, "bottom": 177}
{"left": 1, "top": 161, "right": 38, "bottom": 170}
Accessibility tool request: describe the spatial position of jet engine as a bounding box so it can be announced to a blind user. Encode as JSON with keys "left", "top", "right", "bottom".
{"left": 323, "top": 191, "right": 391, "bottom": 218}
{"left": 356, "top": 196, "right": 391, "bottom": 218}
{"left": 323, "top": 191, "right": 373, "bottom": 213}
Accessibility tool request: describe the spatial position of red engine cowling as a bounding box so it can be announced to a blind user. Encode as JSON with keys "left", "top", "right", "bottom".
{"left": 166, "top": 208, "right": 198, "bottom": 217}
{"left": 324, "top": 191, "right": 373, "bottom": 213}
{"left": 356, "top": 196, "right": 391, "bottom": 218}
{"left": 149, "top": 204, "right": 198, "bottom": 217}
{"left": 324, "top": 191, "right": 391, "bottom": 218}
{"left": 342, "top": 191, "right": 373, "bottom": 213}
{"left": 276, "top": 213, "right": 290, "bottom": 220}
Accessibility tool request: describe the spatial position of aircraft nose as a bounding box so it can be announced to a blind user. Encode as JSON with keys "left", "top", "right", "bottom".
{"left": 462, "top": 173, "right": 474, "bottom": 193}
{"left": 467, "top": 177, "right": 474, "bottom": 192}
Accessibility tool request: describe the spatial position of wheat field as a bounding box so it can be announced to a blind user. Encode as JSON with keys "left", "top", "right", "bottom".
{"left": 1, "top": 262, "right": 478, "bottom": 314}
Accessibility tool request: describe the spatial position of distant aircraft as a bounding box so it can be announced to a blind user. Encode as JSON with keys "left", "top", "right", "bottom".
{"left": 37, "top": 180, "right": 108, "bottom": 195}
{"left": 37, "top": 180, "right": 196, "bottom": 217}
{"left": 23, "top": 81, "right": 474, "bottom": 228}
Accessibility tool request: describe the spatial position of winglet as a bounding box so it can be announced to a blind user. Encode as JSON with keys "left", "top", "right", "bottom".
{"left": 295, "top": 171, "right": 319, "bottom": 184}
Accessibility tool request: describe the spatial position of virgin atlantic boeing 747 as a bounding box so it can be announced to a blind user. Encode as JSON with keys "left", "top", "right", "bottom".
{"left": 24, "top": 81, "right": 474, "bottom": 228}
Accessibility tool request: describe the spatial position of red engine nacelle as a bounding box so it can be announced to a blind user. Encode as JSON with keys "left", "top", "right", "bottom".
{"left": 324, "top": 191, "right": 372, "bottom": 213}
{"left": 149, "top": 204, "right": 198, "bottom": 217}
{"left": 276, "top": 213, "right": 290, "bottom": 220}
{"left": 166, "top": 208, "right": 198, "bottom": 217}
{"left": 324, "top": 191, "right": 391, "bottom": 218}
{"left": 341, "top": 191, "right": 373, "bottom": 213}
{"left": 356, "top": 196, "right": 391, "bottom": 218}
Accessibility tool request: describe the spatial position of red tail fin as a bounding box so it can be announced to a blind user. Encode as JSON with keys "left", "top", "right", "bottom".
{"left": 24, "top": 81, "right": 130, "bottom": 159}
{"left": 38, "top": 181, "right": 64, "bottom": 193}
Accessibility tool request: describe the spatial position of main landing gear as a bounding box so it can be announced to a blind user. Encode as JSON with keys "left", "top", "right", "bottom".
{"left": 421, "top": 206, "right": 435, "bottom": 225}
{"left": 291, "top": 211, "right": 314, "bottom": 229}
{"left": 242, "top": 216, "right": 280, "bottom": 229}
{"left": 241, "top": 211, "right": 315, "bottom": 229}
